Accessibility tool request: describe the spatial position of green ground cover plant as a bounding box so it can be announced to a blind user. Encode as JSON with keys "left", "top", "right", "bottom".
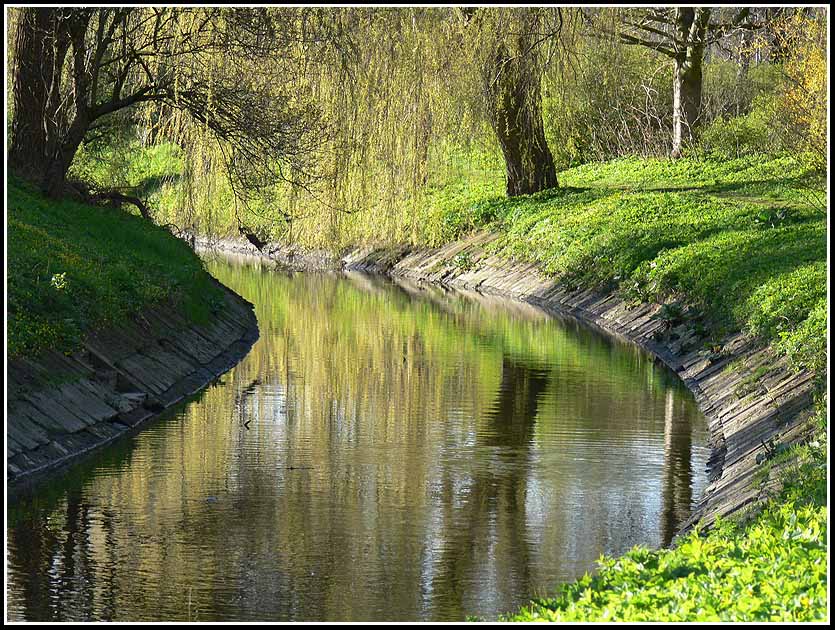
{"left": 445, "top": 154, "right": 826, "bottom": 381}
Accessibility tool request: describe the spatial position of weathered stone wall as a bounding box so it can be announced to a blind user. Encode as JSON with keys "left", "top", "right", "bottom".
{"left": 205, "top": 234, "right": 817, "bottom": 532}
{"left": 7, "top": 279, "right": 259, "bottom": 486}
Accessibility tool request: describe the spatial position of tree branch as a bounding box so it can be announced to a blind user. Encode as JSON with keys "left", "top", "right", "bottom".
{"left": 89, "top": 189, "right": 153, "bottom": 221}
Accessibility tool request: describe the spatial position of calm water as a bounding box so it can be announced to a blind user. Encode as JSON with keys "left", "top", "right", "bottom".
{"left": 6, "top": 254, "right": 709, "bottom": 622}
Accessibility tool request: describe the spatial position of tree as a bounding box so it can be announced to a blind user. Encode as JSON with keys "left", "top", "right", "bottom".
{"left": 465, "top": 8, "right": 560, "bottom": 196}
{"left": 598, "top": 7, "right": 760, "bottom": 157}
{"left": 9, "top": 7, "right": 324, "bottom": 202}
{"left": 768, "top": 10, "right": 827, "bottom": 168}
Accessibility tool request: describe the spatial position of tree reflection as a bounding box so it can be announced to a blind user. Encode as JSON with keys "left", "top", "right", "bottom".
{"left": 427, "top": 355, "right": 550, "bottom": 616}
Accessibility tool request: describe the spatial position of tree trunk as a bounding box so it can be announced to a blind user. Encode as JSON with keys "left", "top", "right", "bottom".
{"left": 670, "top": 8, "right": 708, "bottom": 158}
{"left": 9, "top": 8, "right": 90, "bottom": 197}
{"left": 671, "top": 56, "right": 703, "bottom": 158}
{"left": 10, "top": 9, "right": 67, "bottom": 194}
{"left": 489, "top": 44, "right": 557, "bottom": 197}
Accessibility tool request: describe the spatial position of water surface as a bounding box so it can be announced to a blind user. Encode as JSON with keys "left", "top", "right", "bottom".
{"left": 7, "top": 254, "right": 709, "bottom": 621}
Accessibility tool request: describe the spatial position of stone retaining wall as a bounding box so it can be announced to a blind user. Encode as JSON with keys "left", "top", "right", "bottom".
{"left": 7, "top": 278, "right": 259, "bottom": 487}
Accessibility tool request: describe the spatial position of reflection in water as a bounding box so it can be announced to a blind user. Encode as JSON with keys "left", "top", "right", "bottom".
{"left": 7, "top": 254, "right": 709, "bottom": 621}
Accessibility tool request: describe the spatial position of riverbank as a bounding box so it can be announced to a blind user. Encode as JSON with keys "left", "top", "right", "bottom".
{"left": 8, "top": 152, "right": 824, "bottom": 619}
{"left": 7, "top": 179, "right": 259, "bottom": 486}
{"left": 197, "top": 156, "right": 827, "bottom": 528}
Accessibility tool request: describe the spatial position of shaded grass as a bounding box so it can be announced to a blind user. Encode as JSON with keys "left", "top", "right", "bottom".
{"left": 7, "top": 176, "right": 223, "bottom": 358}
{"left": 70, "top": 140, "right": 183, "bottom": 201}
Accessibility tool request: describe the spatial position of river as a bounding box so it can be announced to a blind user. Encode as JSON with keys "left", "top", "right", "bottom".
{"left": 6, "top": 253, "right": 709, "bottom": 621}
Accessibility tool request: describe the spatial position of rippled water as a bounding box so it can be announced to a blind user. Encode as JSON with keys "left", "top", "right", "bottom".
{"left": 6, "top": 253, "right": 709, "bottom": 621}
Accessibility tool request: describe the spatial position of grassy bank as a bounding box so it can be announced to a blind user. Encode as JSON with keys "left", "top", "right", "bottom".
{"left": 61, "top": 147, "right": 828, "bottom": 621}
{"left": 7, "top": 176, "right": 223, "bottom": 359}
{"left": 434, "top": 155, "right": 827, "bottom": 381}
{"left": 109, "top": 146, "right": 826, "bottom": 380}
{"left": 378, "top": 153, "right": 829, "bottom": 621}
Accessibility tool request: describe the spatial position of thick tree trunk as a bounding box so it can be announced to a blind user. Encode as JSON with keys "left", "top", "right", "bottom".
{"left": 9, "top": 8, "right": 90, "bottom": 197}
{"left": 489, "top": 45, "right": 557, "bottom": 197}
{"left": 671, "top": 56, "right": 703, "bottom": 158}
{"left": 10, "top": 9, "right": 67, "bottom": 195}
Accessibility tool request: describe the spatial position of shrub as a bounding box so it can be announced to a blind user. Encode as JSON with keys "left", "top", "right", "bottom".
{"left": 758, "top": 11, "right": 828, "bottom": 169}
{"left": 699, "top": 105, "right": 773, "bottom": 159}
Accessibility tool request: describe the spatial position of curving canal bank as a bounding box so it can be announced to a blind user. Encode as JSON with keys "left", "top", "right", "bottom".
{"left": 6, "top": 279, "right": 259, "bottom": 487}
{"left": 202, "top": 233, "right": 819, "bottom": 533}
{"left": 6, "top": 177, "right": 260, "bottom": 490}
{"left": 6, "top": 237, "right": 820, "bottom": 621}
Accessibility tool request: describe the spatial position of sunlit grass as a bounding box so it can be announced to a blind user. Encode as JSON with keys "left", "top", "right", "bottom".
{"left": 463, "top": 154, "right": 826, "bottom": 380}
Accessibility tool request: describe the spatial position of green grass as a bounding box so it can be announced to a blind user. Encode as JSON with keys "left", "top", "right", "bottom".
{"left": 503, "top": 416, "right": 828, "bottom": 622}
{"left": 70, "top": 138, "right": 183, "bottom": 200}
{"left": 7, "top": 176, "right": 224, "bottom": 358}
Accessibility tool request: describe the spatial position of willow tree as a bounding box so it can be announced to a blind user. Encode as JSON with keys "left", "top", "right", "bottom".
{"left": 465, "top": 8, "right": 561, "bottom": 196}
{"left": 251, "top": 7, "right": 478, "bottom": 247}
{"left": 8, "top": 7, "right": 324, "bottom": 202}
{"left": 600, "top": 7, "right": 760, "bottom": 157}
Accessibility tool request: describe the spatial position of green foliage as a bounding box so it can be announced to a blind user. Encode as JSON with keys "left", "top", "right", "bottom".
{"left": 542, "top": 35, "right": 673, "bottom": 166}
{"left": 746, "top": 264, "right": 826, "bottom": 343}
{"left": 420, "top": 179, "right": 505, "bottom": 244}
{"left": 701, "top": 61, "right": 781, "bottom": 123}
{"left": 651, "top": 302, "right": 685, "bottom": 328}
{"left": 541, "top": 34, "right": 781, "bottom": 168}
{"left": 774, "top": 298, "right": 828, "bottom": 377}
{"left": 766, "top": 11, "right": 828, "bottom": 169}
{"left": 504, "top": 437, "right": 828, "bottom": 622}
{"left": 700, "top": 105, "right": 773, "bottom": 159}
{"left": 7, "top": 176, "right": 223, "bottom": 358}
{"left": 452, "top": 251, "right": 475, "bottom": 271}
{"left": 70, "top": 135, "right": 183, "bottom": 208}
{"left": 699, "top": 65, "right": 785, "bottom": 161}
